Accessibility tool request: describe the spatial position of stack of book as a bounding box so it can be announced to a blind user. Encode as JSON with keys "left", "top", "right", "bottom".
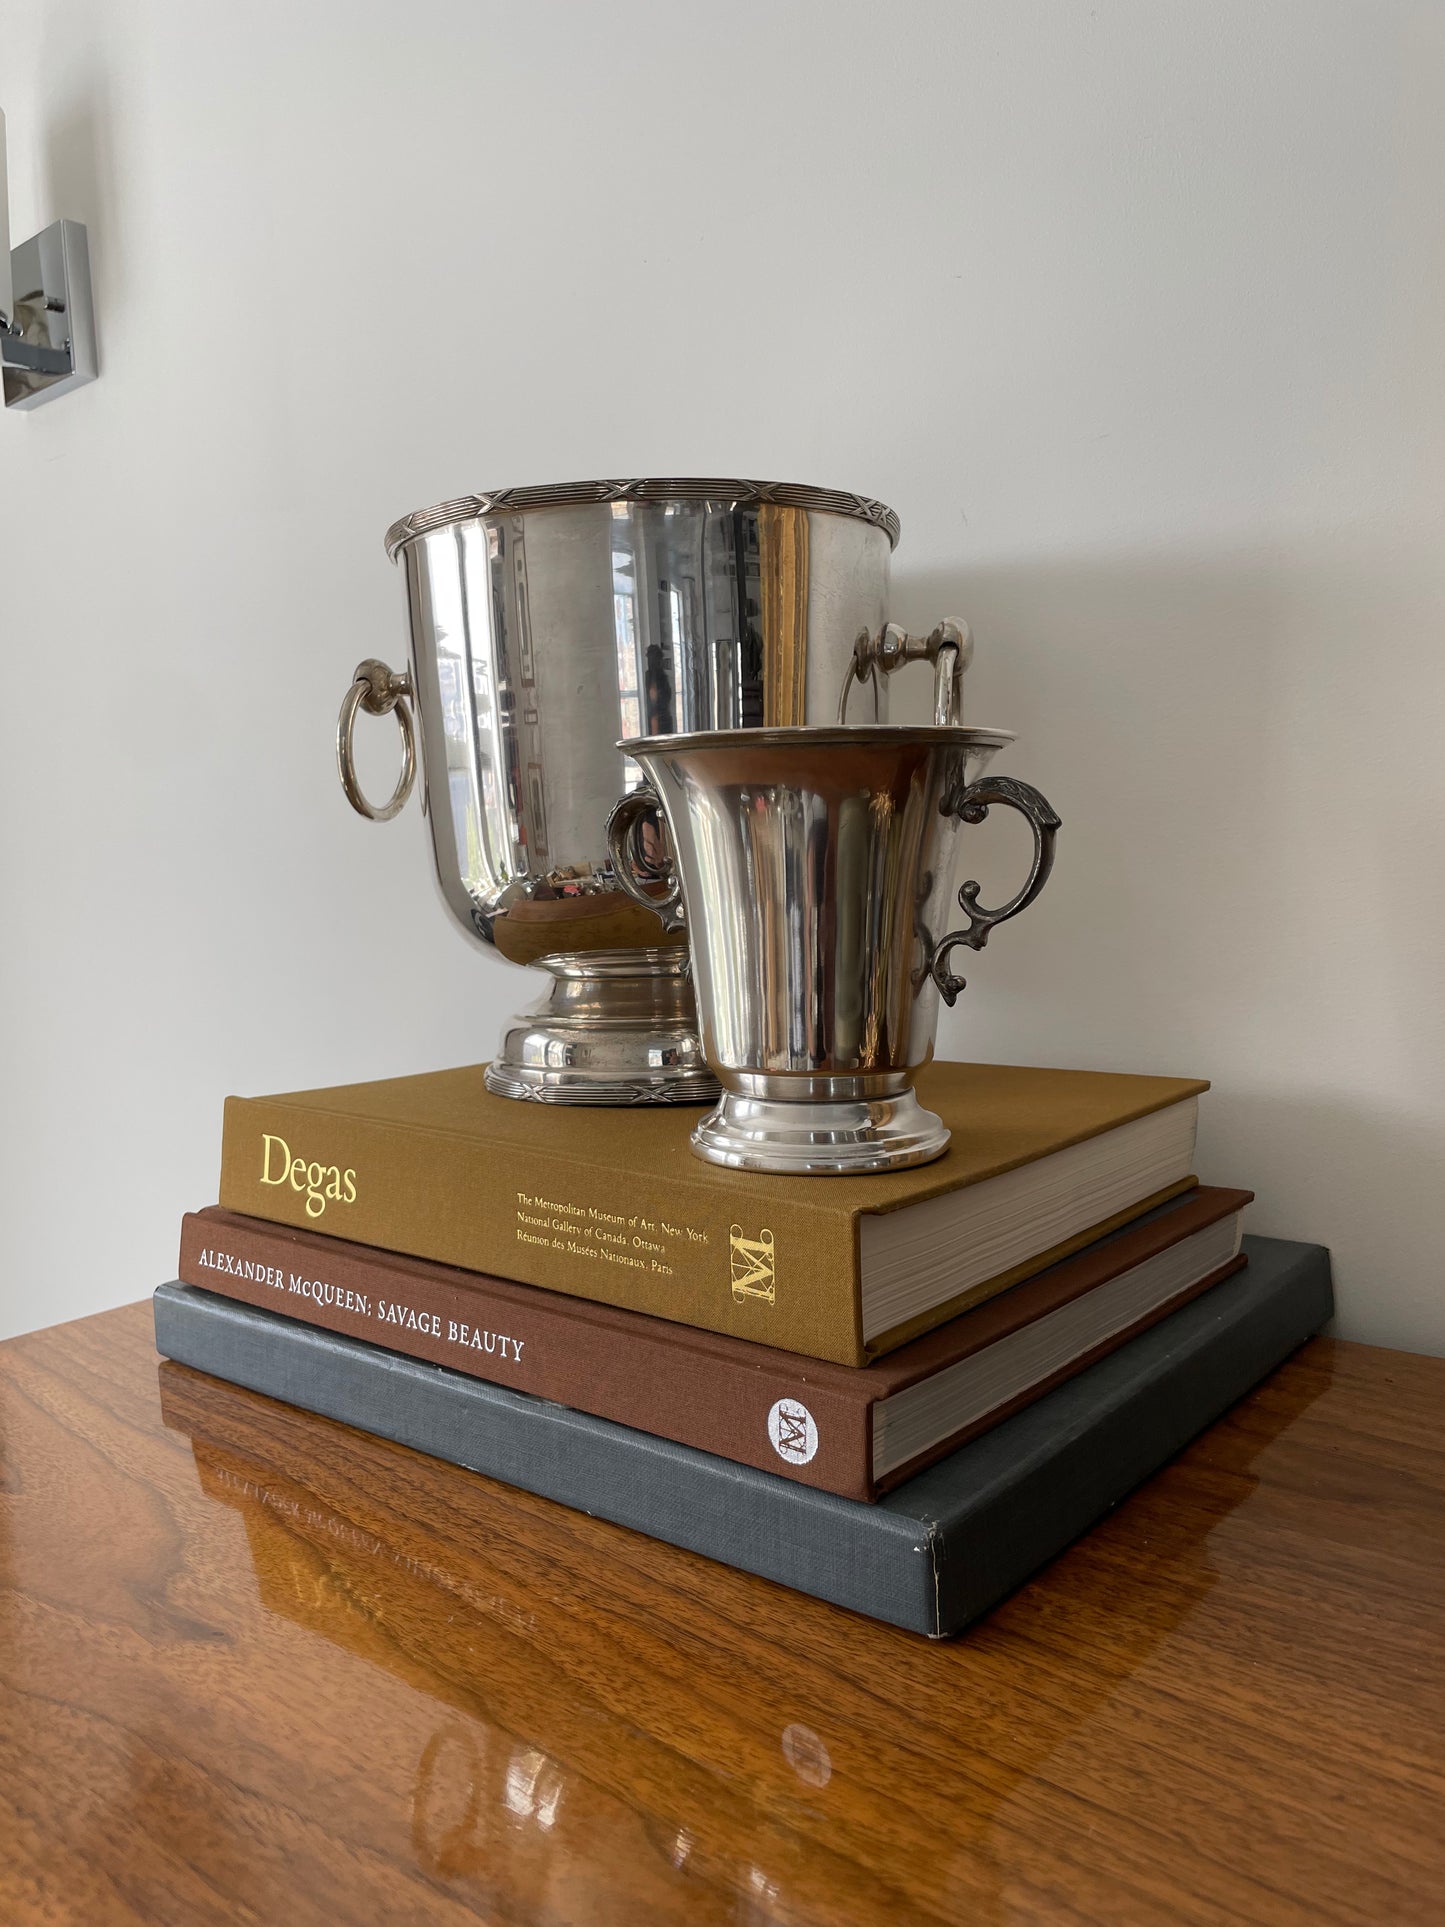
{"left": 154, "top": 1059, "right": 1332, "bottom": 1637}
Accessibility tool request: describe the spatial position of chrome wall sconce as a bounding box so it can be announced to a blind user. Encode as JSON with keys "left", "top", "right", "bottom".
{"left": 0, "top": 110, "right": 97, "bottom": 409}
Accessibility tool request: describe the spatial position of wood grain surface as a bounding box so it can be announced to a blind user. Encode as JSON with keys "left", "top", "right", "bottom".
{"left": 0, "top": 1302, "right": 1442, "bottom": 1926}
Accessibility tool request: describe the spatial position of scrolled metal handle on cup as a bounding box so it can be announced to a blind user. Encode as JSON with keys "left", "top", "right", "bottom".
{"left": 336, "top": 658, "right": 417, "bottom": 822}
{"left": 837, "top": 619, "right": 974, "bottom": 726}
{"left": 605, "top": 784, "right": 685, "bottom": 932}
{"left": 927, "top": 773, "right": 1061, "bottom": 1006}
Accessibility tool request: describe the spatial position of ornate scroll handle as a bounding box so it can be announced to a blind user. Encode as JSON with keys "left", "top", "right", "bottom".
{"left": 605, "top": 784, "right": 685, "bottom": 931}
{"left": 837, "top": 619, "right": 974, "bottom": 726}
{"left": 927, "top": 773, "right": 1061, "bottom": 1006}
{"left": 336, "top": 658, "right": 416, "bottom": 822}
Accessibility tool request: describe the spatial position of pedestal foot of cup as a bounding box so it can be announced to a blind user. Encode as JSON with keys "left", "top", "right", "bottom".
{"left": 485, "top": 948, "right": 720, "bottom": 1106}
{"left": 689, "top": 1088, "right": 950, "bottom": 1173}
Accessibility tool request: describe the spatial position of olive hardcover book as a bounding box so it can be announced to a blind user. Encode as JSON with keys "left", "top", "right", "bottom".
{"left": 218, "top": 1060, "right": 1208, "bottom": 1365}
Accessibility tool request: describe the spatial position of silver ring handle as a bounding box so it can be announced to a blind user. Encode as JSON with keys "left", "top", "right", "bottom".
{"left": 927, "top": 773, "right": 1060, "bottom": 1006}
{"left": 605, "top": 784, "right": 685, "bottom": 931}
{"left": 337, "top": 659, "right": 416, "bottom": 822}
{"left": 837, "top": 619, "right": 974, "bottom": 725}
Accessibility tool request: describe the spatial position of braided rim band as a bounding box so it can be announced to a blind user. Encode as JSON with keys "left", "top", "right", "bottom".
{"left": 384, "top": 478, "right": 900, "bottom": 560}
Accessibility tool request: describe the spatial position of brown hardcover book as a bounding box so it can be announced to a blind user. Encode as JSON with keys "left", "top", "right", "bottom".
{"left": 217, "top": 1059, "right": 1208, "bottom": 1364}
{"left": 177, "top": 1187, "right": 1250, "bottom": 1498}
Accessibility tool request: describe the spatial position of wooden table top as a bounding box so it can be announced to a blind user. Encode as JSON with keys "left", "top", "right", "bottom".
{"left": 1, "top": 1304, "right": 1442, "bottom": 1927}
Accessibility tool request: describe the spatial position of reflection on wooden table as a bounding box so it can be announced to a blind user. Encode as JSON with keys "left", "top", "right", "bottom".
{"left": 1, "top": 1302, "right": 1442, "bottom": 1925}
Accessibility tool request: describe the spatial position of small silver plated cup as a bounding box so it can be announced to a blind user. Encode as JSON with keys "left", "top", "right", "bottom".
{"left": 607, "top": 727, "right": 1060, "bottom": 1173}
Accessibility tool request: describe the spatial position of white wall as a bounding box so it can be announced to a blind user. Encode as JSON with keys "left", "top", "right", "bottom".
{"left": 2, "top": 0, "right": 1443, "bottom": 1350}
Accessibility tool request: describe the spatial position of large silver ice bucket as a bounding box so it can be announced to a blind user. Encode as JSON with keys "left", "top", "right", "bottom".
{"left": 607, "top": 726, "right": 1060, "bottom": 1172}
{"left": 337, "top": 478, "right": 974, "bottom": 1104}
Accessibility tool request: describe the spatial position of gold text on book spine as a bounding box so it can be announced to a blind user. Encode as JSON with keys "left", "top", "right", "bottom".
{"left": 730, "top": 1225, "right": 776, "bottom": 1304}
{"left": 259, "top": 1135, "right": 357, "bottom": 1220}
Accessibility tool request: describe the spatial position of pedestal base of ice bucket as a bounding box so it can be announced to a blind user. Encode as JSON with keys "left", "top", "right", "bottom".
{"left": 484, "top": 948, "right": 720, "bottom": 1106}
{"left": 690, "top": 1086, "right": 951, "bottom": 1174}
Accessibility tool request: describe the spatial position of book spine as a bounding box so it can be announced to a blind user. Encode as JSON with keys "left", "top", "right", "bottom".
{"left": 177, "top": 1212, "right": 875, "bottom": 1499}
{"left": 218, "top": 1096, "right": 866, "bottom": 1363}
{"left": 151, "top": 1237, "right": 1335, "bottom": 1639}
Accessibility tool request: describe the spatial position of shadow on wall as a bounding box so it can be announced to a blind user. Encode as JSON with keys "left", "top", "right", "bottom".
{"left": 889, "top": 539, "right": 1445, "bottom": 1354}
{"left": 39, "top": 57, "right": 122, "bottom": 317}
{"left": 890, "top": 546, "right": 1289, "bottom": 1071}
{"left": 1203, "top": 1081, "right": 1445, "bottom": 1290}
{"left": 895, "top": 539, "right": 1443, "bottom": 1066}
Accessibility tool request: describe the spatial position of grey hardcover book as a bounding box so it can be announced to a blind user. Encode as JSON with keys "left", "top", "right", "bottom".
{"left": 152, "top": 1235, "right": 1332, "bottom": 1637}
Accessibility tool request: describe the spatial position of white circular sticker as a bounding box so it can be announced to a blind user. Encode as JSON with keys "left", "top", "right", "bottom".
{"left": 767, "top": 1398, "right": 819, "bottom": 1465}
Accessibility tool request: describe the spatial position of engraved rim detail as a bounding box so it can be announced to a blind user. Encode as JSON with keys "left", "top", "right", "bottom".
{"left": 384, "top": 477, "right": 901, "bottom": 559}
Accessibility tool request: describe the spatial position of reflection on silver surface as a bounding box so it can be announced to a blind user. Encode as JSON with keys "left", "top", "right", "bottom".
{"left": 340, "top": 479, "right": 975, "bottom": 1103}
{"left": 609, "top": 727, "right": 1060, "bottom": 1172}
{"left": 482, "top": 946, "right": 715, "bottom": 1104}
